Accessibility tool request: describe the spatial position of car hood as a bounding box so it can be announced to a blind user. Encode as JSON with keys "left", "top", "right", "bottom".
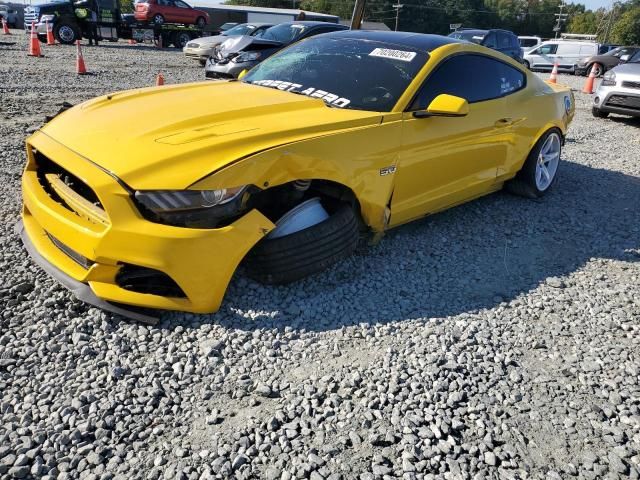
{"left": 611, "top": 62, "right": 640, "bottom": 76}
{"left": 218, "top": 35, "right": 283, "bottom": 55}
{"left": 191, "top": 34, "right": 227, "bottom": 46}
{"left": 40, "top": 81, "right": 382, "bottom": 190}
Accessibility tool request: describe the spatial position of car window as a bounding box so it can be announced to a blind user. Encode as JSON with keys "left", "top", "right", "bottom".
{"left": 262, "top": 24, "right": 308, "bottom": 44}
{"left": 410, "top": 54, "right": 525, "bottom": 110}
{"left": 243, "top": 36, "right": 429, "bottom": 112}
{"left": 483, "top": 32, "right": 498, "bottom": 48}
{"left": 536, "top": 44, "right": 557, "bottom": 55}
{"left": 224, "top": 24, "right": 254, "bottom": 36}
{"left": 174, "top": 0, "right": 189, "bottom": 8}
{"left": 520, "top": 38, "right": 538, "bottom": 48}
{"left": 630, "top": 50, "right": 640, "bottom": 62}
{"left": 497, "top": 32, "right": 512, "bottom": 49}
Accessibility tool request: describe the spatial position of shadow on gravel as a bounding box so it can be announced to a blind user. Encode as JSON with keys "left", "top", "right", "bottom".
{"left": 607, "top": 114, "right": 640, "bottom": 127}
{"left": 212, "top": 160, "right": 639, "bottom": 332}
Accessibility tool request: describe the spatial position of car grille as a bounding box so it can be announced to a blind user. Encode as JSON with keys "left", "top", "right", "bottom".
{"left": 605, "top": 94, "right": 640, "bottom": 111}
{"left": 47, "top": 233, "right": 91, "bottom": 269}
{"left": 34, "top": 151, "right": 108, "bottom": 225}
{"left": 23, "top": 7, "right": 39, "bottom": 29}
{"left": 621, "top": 80, "right": 640, "bottom": 90}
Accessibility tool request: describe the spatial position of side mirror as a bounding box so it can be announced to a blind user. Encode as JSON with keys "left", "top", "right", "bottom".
{"left": 619, "top": 54, "right": 630, "bottom": 62}
{"left": 413, "top": 94, "right": 469, "bottom": 118}
{"left": 237, "top": 69, "right": 248, "bottom": 80}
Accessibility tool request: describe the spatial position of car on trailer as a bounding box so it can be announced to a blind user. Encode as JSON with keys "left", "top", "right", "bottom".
{"left": 133, "top": 0, "right": 208, "bottom": 28}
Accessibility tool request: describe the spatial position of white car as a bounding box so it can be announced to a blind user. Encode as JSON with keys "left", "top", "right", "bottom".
{"left": 518, "top": 35, "right": 542, "bottom": 56}
{"left": 592, "top": 50, "right": 640, "bottom": 118}
{"left": 183, "top": 22, "right": 273, "bottom": 65}
{"left": 524, "top": 40, "right": 598, "bottom": 73}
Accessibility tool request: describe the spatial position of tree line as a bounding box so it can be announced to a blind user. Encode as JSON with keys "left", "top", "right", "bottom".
{"left": 226, "top": 0, "right": 640, "bottom": 44}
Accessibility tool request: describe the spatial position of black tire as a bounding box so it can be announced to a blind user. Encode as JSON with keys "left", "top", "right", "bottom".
{"left": 592, "top": 107, "right": 609, "bottom": 118}
{"left": 195, "top": 16, "right": 206, "bottom": 28}
{"left": 245, "top": 203, "right": 359, "bottom": 285}
{"left": 199, "top": 58, "right": 207, "bottom": 66}
{"left": 589, "top": 62, "right": 604, "bottom": 77}
{"left": 152, "top": 14, "right": 164, "bottom": 25}
{"left": 172, "top": 31, "right": 191, "bottom": 48}
{"left": 506, "top": 129, "right": 562, "bottom": 199}
{"left": 54, "top": 22, "right": 79, "bottom": 44}
{"left": 523, "top": 60, "right": 530, "bottom": 69}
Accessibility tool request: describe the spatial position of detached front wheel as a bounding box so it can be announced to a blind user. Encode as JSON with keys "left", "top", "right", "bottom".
{"left": 246, "top": 202, "right": 359, "bottom": 284}
{"left": 507, "top": 129, "right": 562, "bottom": 198}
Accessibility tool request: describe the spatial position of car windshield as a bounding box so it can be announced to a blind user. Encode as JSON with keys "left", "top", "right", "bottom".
{"left": 449, "top": 31, "right": 485, "bottom": 44}
{"left": 223, "top": 24, "right": 255, "bottom": 36}
{"left": 261, "top": 24, "right": 308, "bottom": 44}
{"left": 243, "top": 36, "right": 428, "bottom": 112}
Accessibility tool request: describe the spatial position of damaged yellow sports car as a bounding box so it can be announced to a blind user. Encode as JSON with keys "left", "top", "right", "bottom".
{"left": 19, "top": 30, "right": 575, "bottom": 321}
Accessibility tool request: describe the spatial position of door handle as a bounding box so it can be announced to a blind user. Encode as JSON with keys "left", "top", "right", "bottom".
{"left": 495, "top": 117, "right": 513, "bottom": 127}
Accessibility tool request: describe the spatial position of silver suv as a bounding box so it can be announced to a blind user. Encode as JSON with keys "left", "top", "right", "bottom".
{"left": 592, "top": 50, "right": 640, "bottom": 119}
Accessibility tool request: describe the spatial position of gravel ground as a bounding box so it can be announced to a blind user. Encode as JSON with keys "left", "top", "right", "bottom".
{"left": 1, "top": 30, "right": 639, "bottom": 480}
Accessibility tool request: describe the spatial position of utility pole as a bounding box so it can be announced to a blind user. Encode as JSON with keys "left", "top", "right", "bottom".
{"left": 553, "top": 2, "right": 568, "bottom": 39}
{"left": 350, "top": 0, "right": 367, "bottom": 30}
{"left": 603, "top": 3, "right": 616, "bottom": 43}
{"left": 393, "top": 0, "right": 403, "bottom": 31}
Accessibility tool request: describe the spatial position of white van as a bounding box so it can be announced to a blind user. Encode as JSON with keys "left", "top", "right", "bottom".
{"left": 523, "top": 40, "right": 599, "bottom": 73}
{"left": 518, "top": 36, "right": 542, "bottom": 52}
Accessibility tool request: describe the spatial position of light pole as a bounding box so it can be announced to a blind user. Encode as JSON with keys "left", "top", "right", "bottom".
{"left": 393, "top": 1, "right": 403, "bottom": 31}
{"left": 350, "top": 0, "right": 367, "bottom": 29}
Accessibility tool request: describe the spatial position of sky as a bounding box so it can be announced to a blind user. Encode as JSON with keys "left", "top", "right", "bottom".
{"left": 567, "top": 0, "right": 612, "bottom": 11}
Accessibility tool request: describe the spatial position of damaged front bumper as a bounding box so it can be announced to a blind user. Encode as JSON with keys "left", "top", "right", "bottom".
{"left": 19, "top": 131, "right": 275, "bottom": 318}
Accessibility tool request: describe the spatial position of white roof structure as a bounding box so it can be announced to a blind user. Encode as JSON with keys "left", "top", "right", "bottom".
{"left": 187, "top": 2, "right": 339, "bottom": 21}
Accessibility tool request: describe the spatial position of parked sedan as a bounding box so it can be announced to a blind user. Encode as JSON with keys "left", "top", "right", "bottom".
{"left": 134, "top": 0, "right": 209, "bottom": 27}
{"left": 205, "top": 21, "right": 348, "bottom": 79}
{"left": 576, "top": 45, "right": 639, "bottom": 76}
{"left": 184, "top": 23, "right": 273, "bottom": 66}
{"left": 592, "top": 50, "right": 640, "bottom": 118}
{"left": 19, "top": 30, "right": 574, "bottom": 320}
{"left": 448, "top": 28, "right": 522, "bottom": 62}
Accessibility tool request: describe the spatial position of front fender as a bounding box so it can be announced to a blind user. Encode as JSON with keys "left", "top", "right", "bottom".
{"left": 190, "top": 118, "right": 404, "bottom": 232}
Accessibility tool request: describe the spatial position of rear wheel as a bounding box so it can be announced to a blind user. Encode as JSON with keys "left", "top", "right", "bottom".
{"left": 507, "top": 129, "right": 562, "bottom": 199}
{"left": 195, "top": 16, "right": 206, "bottom": 28}
{"left": 245, "top": 202, "right": 359, "bottom": 285}
{"left": 152, "top": 14, "right": 164, "bottom": 25}
{"left": 172, "top": 31, "right": 191, "bottom": 48}
{"left": 592, "top": 106, "right": 609, "bottom": 118}
{"left": 523, "top": 60, "right": 530, "bottom": 69}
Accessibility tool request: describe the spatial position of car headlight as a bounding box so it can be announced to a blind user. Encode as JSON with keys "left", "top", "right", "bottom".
{"left": 39, "top": 14, "right": 55, "bottom": 22}
{"left": 134, "top": 186, "right": 252, "bottom": 228}
{"left": 602, "top": 71, "right": 616, "bottom": 86}
{"left": 232, "top": 51, "right": 261, "bottom": 63}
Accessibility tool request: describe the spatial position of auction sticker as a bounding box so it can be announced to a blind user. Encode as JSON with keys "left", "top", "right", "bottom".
{"left": 369, "top": 48, "right": 417, "bottom": 62}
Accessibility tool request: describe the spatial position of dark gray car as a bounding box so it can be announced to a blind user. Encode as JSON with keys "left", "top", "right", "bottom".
{"left": 448, "top": 28, "right": 523, "bottom": 63}
{"left": 205, "top": 21, "right": 348, "bottom": 79}
{"left": 576, "top": 45, "right": 640, "bottom": 76}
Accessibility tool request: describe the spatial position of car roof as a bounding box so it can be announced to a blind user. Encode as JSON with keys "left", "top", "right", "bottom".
{"left": 320, "top": 30, "right": 461, "bottom": 53}
{"left": 278, "top": 21, "right": 345, "bottom": 28}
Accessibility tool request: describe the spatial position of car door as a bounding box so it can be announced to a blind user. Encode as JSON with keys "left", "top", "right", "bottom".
{"left": 172, "top": 0, "right": 192, "bottom": 23}
{"left": 390, "top": 54, "right": 519, "bottom": 226}
{"left": 530, "top": 43, "right": 558, "bottom": 69}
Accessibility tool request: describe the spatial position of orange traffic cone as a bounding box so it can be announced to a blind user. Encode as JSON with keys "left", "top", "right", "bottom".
{"left": 76, "top": 40, "right": 87, "bottom": 74}
{"left": 27, "top": 22, "right": 42, "bottom": 57}
{"left": 2, "top": 18, "right": 11, "bottom": 35}
{"left": 156, "top": 72, "right": 164, "bottom": 86}
{"left": 548, "top": 61, "right": 559, "bottom": 84}
{"left": 45, "top": 20, "right": 55, "bottom": 45}
{"left": 582, "top": 64, "right": 597, "bottom": 94}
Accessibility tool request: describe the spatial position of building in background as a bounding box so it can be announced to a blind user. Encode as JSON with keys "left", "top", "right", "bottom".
{"left": 187, "top": 2, "right": 339, "bottom": 30}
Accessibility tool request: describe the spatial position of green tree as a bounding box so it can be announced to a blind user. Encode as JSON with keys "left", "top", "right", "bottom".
{"left": 610, "top": 4, "right": 640, "bottom": 43}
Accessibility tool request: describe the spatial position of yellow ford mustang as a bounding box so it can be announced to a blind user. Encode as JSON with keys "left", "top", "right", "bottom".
{"left": 19, "top": 30, "right": 575, "bottom": 322}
